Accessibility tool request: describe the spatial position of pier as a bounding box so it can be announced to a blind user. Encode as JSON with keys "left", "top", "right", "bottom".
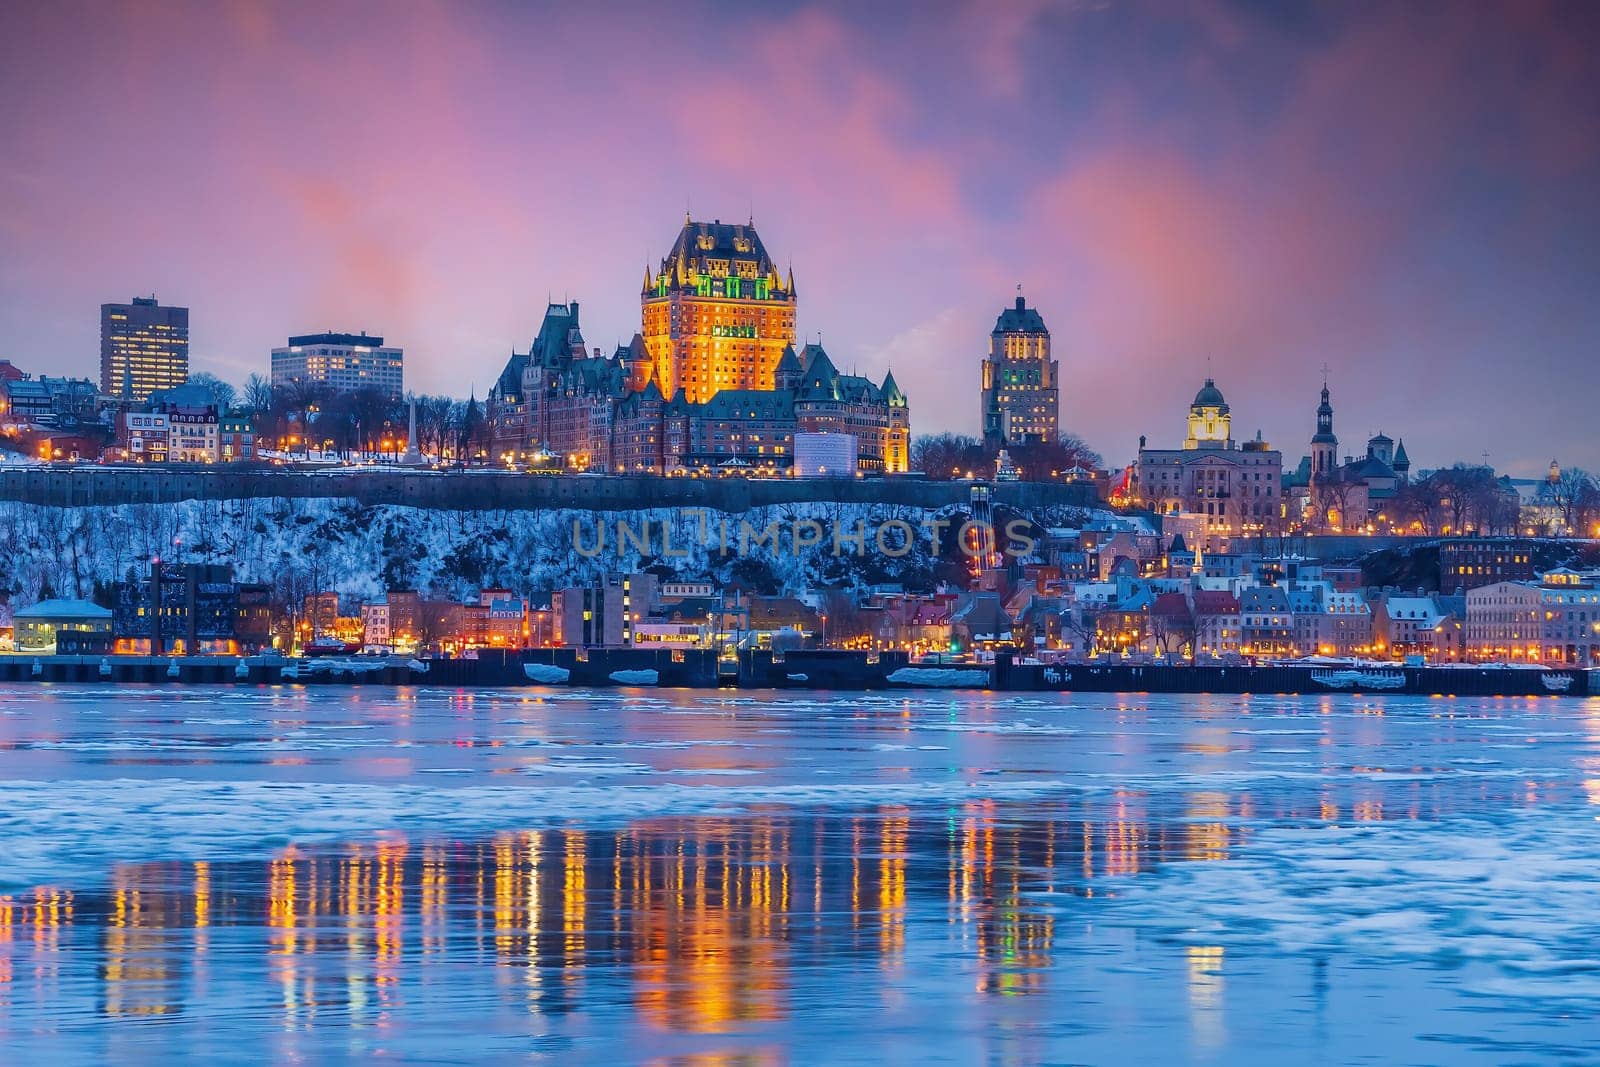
{"left": 1, "top": 649, "right": 1590, "bottom": 697}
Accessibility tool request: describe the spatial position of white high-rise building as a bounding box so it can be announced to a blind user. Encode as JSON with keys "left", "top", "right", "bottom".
{"left": 271, "top": 332, "right": 403, "bottom": 397}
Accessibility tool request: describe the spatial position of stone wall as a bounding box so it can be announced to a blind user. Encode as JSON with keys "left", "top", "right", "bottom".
{"left": 0, "top": 467, "right": 1100, "bottom": 513}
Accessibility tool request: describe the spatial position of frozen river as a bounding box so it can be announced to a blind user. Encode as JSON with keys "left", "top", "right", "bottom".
{"left": 0, "top": 684, "right": 1597, "bottom": 1063}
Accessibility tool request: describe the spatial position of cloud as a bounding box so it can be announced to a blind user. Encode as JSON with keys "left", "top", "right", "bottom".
{"left": 0, "top": 1, "right": 1597, "bottom": 475}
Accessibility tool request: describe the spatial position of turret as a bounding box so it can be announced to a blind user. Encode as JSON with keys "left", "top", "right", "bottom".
{"left": 773, "top": 344, "right": 803, "bottom": 391}
{"left": 1392, "top": 438, "right": 1410, "bottom": 481}
{"left": 881, "top": 368, "right": 906, "bottom": 408}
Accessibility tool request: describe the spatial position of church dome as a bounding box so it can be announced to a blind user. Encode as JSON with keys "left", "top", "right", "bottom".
{"left": 1191, "top": 378, "right": 1228, "bottom": 411}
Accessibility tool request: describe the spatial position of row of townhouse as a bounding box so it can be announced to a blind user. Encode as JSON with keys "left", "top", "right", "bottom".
{"left": 1464, "top": 569, "right": 1600, "bottom": 666}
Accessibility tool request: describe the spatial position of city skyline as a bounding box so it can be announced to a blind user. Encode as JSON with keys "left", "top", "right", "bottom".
{"left": 2, "top": 2, "right": 1598, "bottom": 476}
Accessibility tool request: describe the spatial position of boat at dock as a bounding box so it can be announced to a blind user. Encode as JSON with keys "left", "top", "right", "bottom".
{"left": 1310, "top": 668, "right": 1407, "bottom": 690}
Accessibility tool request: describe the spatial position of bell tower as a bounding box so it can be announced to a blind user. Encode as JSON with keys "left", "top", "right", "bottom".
{"left": 1310, "top": 380, "right": 1338, "bottom": 478}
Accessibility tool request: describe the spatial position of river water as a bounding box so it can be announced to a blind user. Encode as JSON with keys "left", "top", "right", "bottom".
{"left": 0, "top": 684, "right": 1596, "bottom": 1064}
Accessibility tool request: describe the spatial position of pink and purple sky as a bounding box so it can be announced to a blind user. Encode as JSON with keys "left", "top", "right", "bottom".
{"left": 2, "top": 0, "right": 1597, "bottom": 475}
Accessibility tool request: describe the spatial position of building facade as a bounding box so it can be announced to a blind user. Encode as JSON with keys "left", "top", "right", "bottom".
{"left": 1132, "top": 379, "right": 1284, "bottom": 552}
{"left": 1439, "top": 538, "right": 1539, "bottom": 592}
{"left": 980, "top": 294, "right": 1058, "bottom": 448}
{"left": 640, "top": 217, "right": 796, "bottom": 404}
{"left": 491, "top": 306, "right": 907, "bottom": 475}
{"left": 1466, "top": 570, "right": 1600, "bottom": 666}
{"left": 271, "top": 332, "right": 403, "bottom": 398}
{"left": 115, "top": 384, "right": 255, "bottom": 464}
{"left": 1287, "top": 381, "right": 1409, "bottom": 530}
{"left": 101, "top": 296, "right": 189, "bottom": 401}
{"left": 0, "top": 375, "right": 99, "bottom": 426}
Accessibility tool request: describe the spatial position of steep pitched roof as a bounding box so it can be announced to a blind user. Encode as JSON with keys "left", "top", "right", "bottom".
{"left": 880, "top": 369, "right": 906, "bottom": 407}
{"left": 796, "top": 344, "right": 841, "bottom": 401}
{"left": 15, "top": 598, "right": 112, "bottom": 620}
{"left": 1191, "top": 590, "right": 1241, "bottom": 615}
{"left": 992, "top": 295, "right": 1048, "bottom": 335}
{"left": 1240, "top": 587, "right": 1291, "bottom": 613}
{"left": 1152, "top": 591, "right": 1192, "bottom": 618}
{"left": 774, "top": 344, "right": 803, "bottom": 379}
{"left": 655, "top": 218, "right": 787, "bottom": 296}
{"left": 699, "top": 389, "right": 795, "bottom": 421}
{"left": 530, "top": 302, "right": 583, "bottom": 370}
{"left": 491, "top": 351, "right": 527, "bottom": 401}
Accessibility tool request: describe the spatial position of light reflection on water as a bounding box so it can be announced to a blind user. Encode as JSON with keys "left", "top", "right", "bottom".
{"left": 0, "top": 686, "right": 1596, "bottom": 1063}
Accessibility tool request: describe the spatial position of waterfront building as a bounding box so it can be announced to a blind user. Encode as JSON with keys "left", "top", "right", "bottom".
{"left": 14, "top": 599, "right": 113, "bottom": 653}
{"left": 101, "top": 296, "right": 188, "bottom": 401}
{"left": 113, "top": 564, "right": 240, "bottom": 655}
{"left": 555, "top": 574, "right": 658, "bottom": 648}
{"left": 271, "top": 332, "right": 403, "bottom": 398}
{"left": 1296, "top": 588, "right": 1374, "bottom": 657}
{"left": 1371, "top": 592, "right": 1463, "bottom": 660}
{"left": 980, "top": 294, "right": 1058, "bottom": 448}
{"left": 360, "top": 601, "right": 391, "bottom": 649}
{"left": 481, "top": 590, "right": 527, "bottom": 648}
{"left": 1239, "top": 586, "right": 1295, "bottom": 657}
{"left": 1132, "top": 378, "right": 1284, "bottom": 552}
{"left": 1466, "top": 569, "right": 1600, "bottom": 666}
{"left": 1190, "top": 591, "right": 1242, "bottom": 657}
{"left": 641, "top": 217, "right": 797, "bottom": 403}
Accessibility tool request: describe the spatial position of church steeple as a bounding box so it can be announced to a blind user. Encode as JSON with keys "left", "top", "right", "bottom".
{"left": 1310, "top": 380, "right": 1338, "bottom": 478}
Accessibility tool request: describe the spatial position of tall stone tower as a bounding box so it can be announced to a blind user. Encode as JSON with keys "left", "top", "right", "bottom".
{"left": 980, "top": 293, "right": 1058, "bottom": 449}
{"left": 1310, "top": 382, "right": 1338, "bottom": 478}
{"left": 641, "top": 216, "right": 797, "bottom": 404}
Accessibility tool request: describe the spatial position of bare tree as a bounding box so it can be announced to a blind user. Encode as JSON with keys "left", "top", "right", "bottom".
{"left": 242, "top": 373, "right": 274, "bottom": 416}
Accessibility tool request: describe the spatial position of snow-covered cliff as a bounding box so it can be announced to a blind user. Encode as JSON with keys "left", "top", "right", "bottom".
{"left": 0, "top": 496, "right": 1100, "bottom": 604}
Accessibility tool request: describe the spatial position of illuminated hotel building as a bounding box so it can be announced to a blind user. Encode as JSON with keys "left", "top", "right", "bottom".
{"left": 641, "top": 217, "right": 796, "bottom": 403}
{"left": 980, "top": 293, "right": 1058, "bottom": 449}
{"left": 100, "top": 296, "right": 189, "bottom": 401}
{"left": 271, "top": 331, "right": 404, "bottom": 398}
{"left": 488, "top": 216, "right": 906, "bottom": 473}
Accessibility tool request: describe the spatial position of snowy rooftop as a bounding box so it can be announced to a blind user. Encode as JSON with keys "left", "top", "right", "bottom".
{"left": 15, "top": 598, "right": 112, "bottom": 620}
